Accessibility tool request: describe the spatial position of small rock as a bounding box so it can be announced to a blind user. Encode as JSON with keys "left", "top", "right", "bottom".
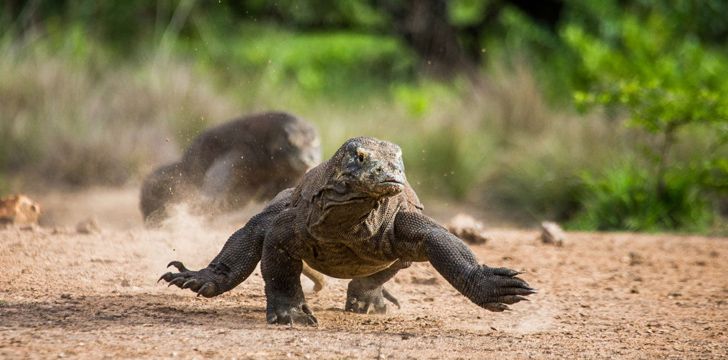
{"left": 120, "top": 279, "right": 131, "bottom": 287}
{"left": 540, "top": 221, "right": 565, "bottom": 246}
{"left": 446, "top": 213, "right": 490, "bottom": 244}
{"left": 76, "top": 217, "right": 101, "bottom": 234}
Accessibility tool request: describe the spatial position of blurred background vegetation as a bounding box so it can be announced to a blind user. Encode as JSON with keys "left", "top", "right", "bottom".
{"left": 1, "top": 0, "right": 726, "bottom": 233}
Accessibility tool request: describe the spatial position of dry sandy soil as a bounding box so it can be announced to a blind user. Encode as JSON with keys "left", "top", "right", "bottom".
{"left": 1, "top": 188, "right": 727, "bottom": 359}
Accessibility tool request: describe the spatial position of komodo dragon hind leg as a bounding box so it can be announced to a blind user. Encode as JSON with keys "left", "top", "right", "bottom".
{"left": 302, "top": 262, "right": 326, "bottom": 292}
{"left": 345, "top": 261, "right": 410, "bottom": 314}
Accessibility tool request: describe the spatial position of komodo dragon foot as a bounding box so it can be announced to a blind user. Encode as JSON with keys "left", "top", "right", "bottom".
{"left": 266, "top": 299, "right": 318, "bottom": 326}
{"left": 467, "top": 266, "right": 535, "bottom": 312}
{"left": 158, "top": 261, "right": 226, "bottom": 298}
{"left": 345, "top": 284, "right": 400, "bottom": 314}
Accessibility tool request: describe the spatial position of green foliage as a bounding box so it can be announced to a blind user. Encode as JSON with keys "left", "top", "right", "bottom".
{"left": 571, "top": 165, "right": 712, "bottom": 232}
{"left": 563, "top": 6, "right": 728, "bottom": 232}
{"left": 566, "top": 15, "right": 728, "bottom": 135}
{"left": 449, "top": 0, "right": 491, "bottom": 26}
{"left": 229, "top": 28, "right": 414, "bottom": 95}
{"left": 392, "top": 81, "right": 454, "bottom": 118}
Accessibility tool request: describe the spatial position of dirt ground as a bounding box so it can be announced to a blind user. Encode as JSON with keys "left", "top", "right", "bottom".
{"left": 1, "top": 188, "right": 727, "bottom": 359}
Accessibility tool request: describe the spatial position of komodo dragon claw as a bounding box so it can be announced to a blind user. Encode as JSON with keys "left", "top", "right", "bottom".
{"left": 157, "top": 260, "right": 224, "bottom": 298}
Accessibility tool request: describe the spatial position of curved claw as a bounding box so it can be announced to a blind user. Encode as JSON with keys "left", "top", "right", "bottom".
{"left": 181, "top": 279, "right": 198, "bottom": 289}
{"left": 491, "top": 267, "right": 522, "bottom": 277}
{"left": 168, "top": 277, "right": 187, "bottom": 287}
{"left": 167, "top": 261, "right": 190, "bottom": 272}
{"left": 483, "top": 303, "right": 509, "bottom": 312}
{"left": 158, "top": 272, "right": 172, "bottom": 283}
{"left": 196, "top": 282, "right": 216, "bottom": 297}
{"left": 497, "top": 295, "right": 529, "bottom": 305}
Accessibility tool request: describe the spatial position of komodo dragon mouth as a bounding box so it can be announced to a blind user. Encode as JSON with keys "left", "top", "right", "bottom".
{"left": 375, "top": 179, "right": 405, "bottom": 194}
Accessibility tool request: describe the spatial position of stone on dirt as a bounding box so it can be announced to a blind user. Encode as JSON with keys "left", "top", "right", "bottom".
{"left": 0, "top": 194, "right": 41, "bottom": 226}
{"left": 446, "top": 213, "right": 490, "bottom": 244}
{"left": 540, "top": 221, "right": 565, "bottom": 246}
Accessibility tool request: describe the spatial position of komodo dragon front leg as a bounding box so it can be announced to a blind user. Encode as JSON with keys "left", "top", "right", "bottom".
{"left": 159, "top": 189, "right": 325, "bottom": 295}
{"left": 394, "top": 211, "right": 535, "bottom": 312}
{"left": 260, "top": 210, "right": 317, "bottom": 325}
{"left": 159, "top": 204, "right": 279, "bottom": 297}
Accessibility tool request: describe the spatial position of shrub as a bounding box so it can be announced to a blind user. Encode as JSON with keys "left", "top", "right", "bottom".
{"left": 571, "top": 165, "right": 713, "bottom": 232}
{"left": 563, "top": 10, "right": 728, "bottom": 231}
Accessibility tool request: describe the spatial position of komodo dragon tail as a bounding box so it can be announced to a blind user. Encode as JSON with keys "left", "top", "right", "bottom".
{"left": 302, "top": 262, "right": 326, "bottom": 292}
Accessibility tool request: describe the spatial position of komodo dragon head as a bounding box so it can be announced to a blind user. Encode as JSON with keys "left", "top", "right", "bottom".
{"left": 328, "top": 137, "right": 407, "bottom": 199}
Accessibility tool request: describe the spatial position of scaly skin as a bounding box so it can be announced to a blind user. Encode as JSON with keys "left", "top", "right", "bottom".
{"left": 159, "top": 137, "right": 535, "bottom": 325}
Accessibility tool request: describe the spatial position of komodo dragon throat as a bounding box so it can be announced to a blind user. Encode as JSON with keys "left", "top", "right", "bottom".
{"left": 159, "top": 137, "right": 535, "bottom": 325}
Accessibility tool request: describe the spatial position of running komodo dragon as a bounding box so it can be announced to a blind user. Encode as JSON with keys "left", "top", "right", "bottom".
{"left": 140, "top": 111, "right": 321, "bottom": 223}
{"left": 159, "top": 137, "right": 535, "bottom": 325}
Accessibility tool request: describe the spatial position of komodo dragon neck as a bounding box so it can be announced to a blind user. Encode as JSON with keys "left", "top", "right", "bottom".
{"left": 306, "top": 183, "right": 387, "bottom": 239}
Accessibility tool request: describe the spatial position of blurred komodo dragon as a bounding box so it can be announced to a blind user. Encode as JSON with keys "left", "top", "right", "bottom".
{"left": 159, "top": 137, "right": 534, "bottom": 325}
{"left": 142, "top": 111, "right": 325, "bottom": 291}
{"left": 140, "top": 111, "right": 322, "bottom": 223}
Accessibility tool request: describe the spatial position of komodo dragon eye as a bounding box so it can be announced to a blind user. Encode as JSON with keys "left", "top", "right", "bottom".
{"left": 354, "top": 148, "right": 368, "bottom": 163}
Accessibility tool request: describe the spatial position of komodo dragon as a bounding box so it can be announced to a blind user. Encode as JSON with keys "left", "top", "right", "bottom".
{"left": 140, "top": 111, "right": 321, "bottom": 223}
{"left": 159, "top": 137, "right": 534, "bottom": 325}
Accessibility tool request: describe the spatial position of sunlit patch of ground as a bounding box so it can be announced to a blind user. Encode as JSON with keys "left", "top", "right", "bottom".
{"left": 1, "top": 189, "right": 726, "bottom": 359}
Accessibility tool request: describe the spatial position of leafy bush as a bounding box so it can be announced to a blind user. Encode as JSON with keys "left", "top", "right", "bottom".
{"left": 563, "top": 8, "right": 728, "bottom": 232}
{"left": 182, "top": 24, "right": 415, "bottom": 98}
{"left": 571, "top": 165, "right": 712, "bottom": 232}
